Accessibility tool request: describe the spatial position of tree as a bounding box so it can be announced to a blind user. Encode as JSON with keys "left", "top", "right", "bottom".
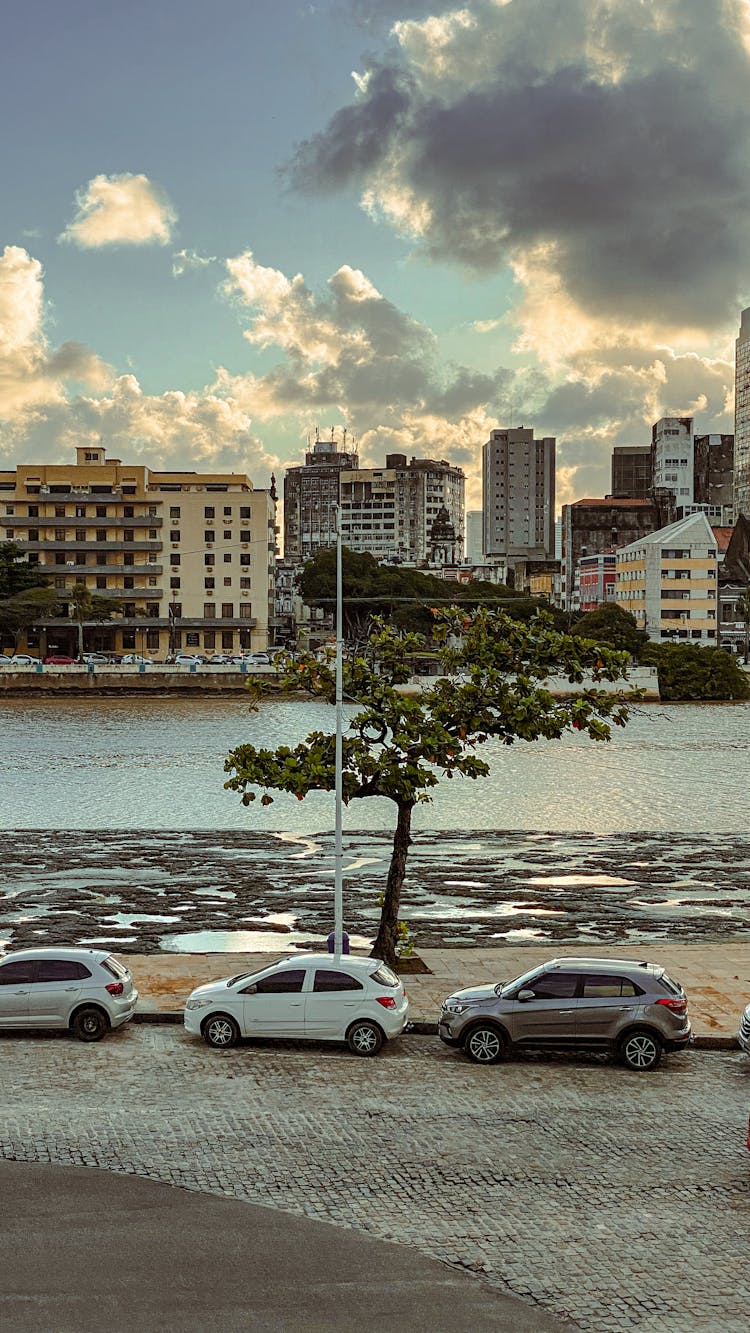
{"left": 67, "top": 583, "right": 121, "bottom": 659}
{"left": 571, "top": 602, "right": 649, "bottom": 658}
{"left": 225, "top": 607, "right": 634, "bottom": 967}
{"left": 737, "top": 588, "right": 750, "bottom": 664}
{"left": 0, "top": 543, "right": 57, "bottom": 650}
{"left": 641, "top": 642, "right": 750, "bottom": 701}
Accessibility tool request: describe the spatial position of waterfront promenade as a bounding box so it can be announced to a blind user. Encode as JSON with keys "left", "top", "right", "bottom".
{"left": 129, "top": 940, "right": 750, "bottom": 1040}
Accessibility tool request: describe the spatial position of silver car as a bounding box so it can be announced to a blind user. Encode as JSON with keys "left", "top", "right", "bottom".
{"left": 738, "top": 1003, "right": 750, "bottom": 1054}
{"left": 0, "top": 947, "right": 138, "bottom": 1041}
{"left": 438, "top": 956, "right": 691, "bottom": 1071}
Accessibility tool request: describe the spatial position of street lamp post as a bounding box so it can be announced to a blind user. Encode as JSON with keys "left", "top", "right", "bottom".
{"left": 333, "top": 509, "right": 344, "bottom": 958}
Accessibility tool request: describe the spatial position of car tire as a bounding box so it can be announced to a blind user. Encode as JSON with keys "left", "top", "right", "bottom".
{"left": 619, "top": 1028, "right": 662, "bottom": 1072}
{"left": 463, "top": 1024, "right": 508, "bottom": 1064}
{"left": 202, "top": 1013, "right": 240, "bottom": 1049}
{"left": 346, "top": 1020, "right": 384, "bottom": 1056}
{"left": 71, "top": 1006, "right": 110, "bottom": 1042}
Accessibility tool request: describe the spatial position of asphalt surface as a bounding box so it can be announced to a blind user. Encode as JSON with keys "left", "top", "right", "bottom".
{"left": 0, "top": 1159, "right": 564, "bottom": 1333}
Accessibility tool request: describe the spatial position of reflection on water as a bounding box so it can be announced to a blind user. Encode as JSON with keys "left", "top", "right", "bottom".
{"left": 0, "top": 694, "right": 748, "bottom": 832}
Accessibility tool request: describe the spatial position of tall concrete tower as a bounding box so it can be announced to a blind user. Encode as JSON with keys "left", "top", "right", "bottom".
{"left": 482, "top": 426, "right": 555, "bottom": 569}
{"left": 734, "top": 307, "right": 750, "bottom": 519}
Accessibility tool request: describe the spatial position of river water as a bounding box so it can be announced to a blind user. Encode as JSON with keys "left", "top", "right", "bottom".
{"left": 0, "top": 697, "right": 749, "bottom": 952}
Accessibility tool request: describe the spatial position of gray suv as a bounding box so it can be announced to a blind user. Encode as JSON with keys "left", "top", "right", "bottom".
{"left": 438, "top": 956, "right": 691, "bottom": 1071}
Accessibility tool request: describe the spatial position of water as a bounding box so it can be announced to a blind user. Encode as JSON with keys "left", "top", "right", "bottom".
{"left": 0, "top": 695, "right": 748, "bottom": 833}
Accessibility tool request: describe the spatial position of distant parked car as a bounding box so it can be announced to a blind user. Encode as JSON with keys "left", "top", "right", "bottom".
{"left": 44, "top": 654, "right": 76, "bottom": 665}
{"left": 81, "top": 652, "right": 113, "bottom": 664}
{"left": 438, "top": 956, "right": 692, "bottom": 1071}
{"left": 244, "top": 651, "right": 272, "bottom": 666}
{"left": 204, "top": 654, "right": 236, "bottom": 666}
{"left": 9, "top": 654, "right": 41, "bottom": 666}
{"left": 737, "top": 1003, "right": 750, "bottom": 1055}
{"left": 120, "top": 654, "right": 153, "bottom": 665}
{"left": 0, "top": 655, "right": 12, "bottom": 667}
{"left": 184, "top": 954, "right": 410, "bottom": 1054}
{"left": 172, "top": 653, "right": 203, "bottom": 666}
{"left": 0, "top": 947, "right": 138, "bottom": 1041}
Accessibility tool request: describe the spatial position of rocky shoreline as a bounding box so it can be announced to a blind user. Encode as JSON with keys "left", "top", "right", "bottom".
{"left": 1, "top": 828, "right": 749, "bottom": 954}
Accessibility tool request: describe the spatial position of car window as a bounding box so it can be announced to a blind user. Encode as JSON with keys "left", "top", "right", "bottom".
{"left": 102, "top": 956, "right": 128, "bottom": 980}
{"left": 519, "top": 971, "right": 579, "bottom": 999}
{"left": 313, "top": 969, "right": 363, "bottom": 993}
{"left": 0, "top": 960, "right": 34, "bottom": 984}
{"left": 657, "top": 971, "right": 682, "bottom": 996}
{"left": 36, "top": 959, "right": 92, "bottom": 983}
{"left": 248, "top": 968, "right": 306, "bottom": 995}
{"left": 581, "top": 975, "right": 641, "bottom": 998}
{"left": 370, "top": 965, "right": 399, "bottom": 988}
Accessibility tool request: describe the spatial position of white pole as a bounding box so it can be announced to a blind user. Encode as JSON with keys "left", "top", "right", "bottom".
{"left": 334, "top": 506, "right": 344, "bottom": 958}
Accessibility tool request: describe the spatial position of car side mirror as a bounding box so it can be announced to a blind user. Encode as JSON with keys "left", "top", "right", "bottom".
{"left": 517, "top": 989, "right": 536, "bottom": 1002}
{"left": 241, "top": 983, "right": 258, "bottom": 995}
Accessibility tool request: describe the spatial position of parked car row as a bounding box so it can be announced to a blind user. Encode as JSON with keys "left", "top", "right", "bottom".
{"left": 0, "top": 948, "right": 703, "bottom": 1074}
{"left": 0, "top": 651, "right": 281, "bottom": 668}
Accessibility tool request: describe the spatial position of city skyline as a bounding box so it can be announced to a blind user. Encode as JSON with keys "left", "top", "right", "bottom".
{"left": 1, "top": 0, "right": 749, "bottom": 511}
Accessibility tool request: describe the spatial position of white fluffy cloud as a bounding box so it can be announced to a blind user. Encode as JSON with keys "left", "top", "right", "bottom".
{"left": 61, "top": 173, "right": 176, "bottom": 248}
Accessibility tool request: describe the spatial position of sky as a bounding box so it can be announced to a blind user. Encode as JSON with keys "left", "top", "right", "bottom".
{"left": 1, "top": 0, "right": 749, "bottom": 512}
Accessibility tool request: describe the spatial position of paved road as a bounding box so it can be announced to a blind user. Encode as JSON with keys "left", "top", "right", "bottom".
{"left": 0, "top": 1027, "right": 749, "bottom": 1332}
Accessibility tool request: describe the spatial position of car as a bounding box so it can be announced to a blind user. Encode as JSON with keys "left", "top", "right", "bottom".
{"left": 204, "top": 654, "right": 237, "bottom": 666}
{"left": 43, "top": 654, "right": 76, "bottom": 665}
{"left": 0, "top": 655, "right": 12, "bottom": 667}
{"left": 120, "top": 654, "right": 153, "bottom": 665}
{"left": 0, "top": 947, "right": 138, "bottom": 1041}
{"left": 172, "top": 653, "right": 203, "bottom": 666}
{"left": 81, "top": 652, "right": 114, "bottom": 664}
{"left": 9, "top": 654, "right": 41, "bottom": 666}
{"left": 184, "top": 953, "right": 409, "bottom": 1054}
{"left": 437, "top": 956, "right": 692, "bottom": 1072}
{"left": 244, "top": 651, "right": 272, "bottom": 666}
{"left": 738, "top": 1003, "right": 750, "bottom": 1054}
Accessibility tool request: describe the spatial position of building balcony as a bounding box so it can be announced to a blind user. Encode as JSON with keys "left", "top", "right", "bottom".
{"left": 43, "top": 563, "right": 163, "bottom": 576}
{"left": 21, "top": 540, "right": 163, "bottom": 553}
{"left": 21, "top": 489, "right": 136, "bottom": 503}
{"left": 3, "top": 515, "right": 162, "bottom": 528}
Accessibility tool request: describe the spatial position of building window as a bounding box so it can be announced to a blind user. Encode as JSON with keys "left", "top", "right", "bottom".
{"left": 124, "top": 552, "right": 135, "bottom": 566}
{"left": 96, "top": 576, "right": 107, "bottom": 589}
{"left": 204, "top": 631, "right": 216, "bottom": 650}
{"left": 170, "top": 553, "right": 180, "bottom": 565}
{"left": 97, "top": 528, "right": 108, "bottom": 542}
{"left": 239, "top": 603, "right": 253, "bottom": 619}
{"left": 124, "top": 576, "right": 134, "bottom": 589}
{"left": 146, "top": 629, "right": 160, "bottom": 649}
{"left": 54, "top": 576, "right": 67, "bottom": 590}
{"left": 203, "top": 602, "right": 216, "bottom": 618}
{"left": 170, "top": 531, "right": 180, "bottom": 542}
{"left": 123, "top": 602, "right": 136, "bottom": 618}
{"left": 148, "top": 576, "right": 157, "bottom": 587}
{"left": 27, "top": 505, "right": 39, "bottom": 517}
{"left": 221, "top": 602, "right": 233, "bottom": 618}
{"left": 204, "top": 506, "right": 215, "bottom": 519}
{"left": 223, "top": 552, "right": 231, "bottom": 563}
{"left": 223, "top": 506, "right": 232, "bottom": 516}
{"left": 240, "top": 506, "right": 251, "bottom": 519}
{"left": 123, "top": 531, "right": 134, "bottom": 543}
{"left": 75, "top": 506, "right": 87, "bottom": 518}
{"left": 147, "top": 603, "right": 159, "bottom": 618}
{"left": 96, "top": 506, "right": 108, "bottom": 518}
{"left": 169, "top": 506, "right": 181, "bottom": 519}
{"left": 122, "top": 631, "right": 136, "bottom": 649}
{"left": 204, "top": 577, "right": 215, "bottom": 589}
{"left": 240, "top": 553, "right": 251, "bottom": 567}
{"left": 75, "top": 528, "right": 86, "bottom": 542}
{"left": 124, "top": 506, "right": 134, "bottom": 518}
{"left": 170, "top": 577, "right": 181, "bottom": 589}
{"left": 223, "top": 530, "right": 231, "bottom": 540}
{"left": 240, "top": 530, "right": 252, "bottom": 542}
{"left": 5, "top": 505, "right": 14, "bottom": 515}
{"left": 240, "top": 577, "right": 251, "bottom": 589}
{"left": 222, "top": 631, "right": 234, "bottom": 650}
{"left": 204, "top": 553, "right": 215, "bottom": 566}
{"left": 148, "top": 529, "right": 157, "bottom": 540}
{"left": 223, "top": 576, "right": 231, "bottom": 587}
{"left": 54, "top": 528, "right": 65, "bottom": 541}
{"left": 170, "top": 602, "right": 182, "bottom": 618}
{"left": 204, "top": 530, "right": 215, "bottom": 543}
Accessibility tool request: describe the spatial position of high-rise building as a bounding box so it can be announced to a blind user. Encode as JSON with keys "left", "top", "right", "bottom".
{"left": 734, "top": 307, "right": 750, "bottom": 519}
{"left": 339, "top": 454, "right": 464, "bottom": 566}
{"left": 283, "top": 434, "right": 358, "bottom": 562}
{"left": 615, "top": 511, "right": 718, "bottom": 643}
{"left": 611, "top": 446, "right": 652, "bottom": 499}
{"left": 0, "top": 445, "right": 275, "bottom": 658}
{"left": 482, "top": 426, "right": 555, "bottom": 568}
{"left": 692, "top": 433, "right": 734, "bottom": 521}
{"left": 561, "top": 494, "right": 675, "bottom": 612}
{"left": 651, "top": 417, "right": 694, "bottom": 505}
{"left": 465, "top": 510, "right": 483, "bottom": 565}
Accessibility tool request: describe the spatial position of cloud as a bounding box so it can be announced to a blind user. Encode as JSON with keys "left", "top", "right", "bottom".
{"left": 61, "top": 173, "right": 176, "bottom": 248}
{"left": 289, "top": 0, "right": 750, "bottom": 330}
{"left": 172, "top": 248, "right": 216, "bottom": 277}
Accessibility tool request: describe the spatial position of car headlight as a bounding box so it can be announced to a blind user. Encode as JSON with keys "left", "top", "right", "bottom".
{"left": 186, "top": 997, "right": 214, "bottom": 1011}
{"left": 442, "top": 999, "right": 470, "bottom": 1015}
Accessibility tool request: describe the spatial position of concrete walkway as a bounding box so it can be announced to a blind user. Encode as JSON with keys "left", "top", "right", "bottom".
{"left": 0, "top": 1160, "right": 565, "bottom": 1332}
{"left": 127, "top": 941, "right": 750, "bottom": 1040}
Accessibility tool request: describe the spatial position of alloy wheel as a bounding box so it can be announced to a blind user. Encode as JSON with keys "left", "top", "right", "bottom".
{"left": 623, "top": 1033, "right": 659, "bottom": 1070}
{"left": 466, "top": 1027, "right": 503, "bottom": 1063}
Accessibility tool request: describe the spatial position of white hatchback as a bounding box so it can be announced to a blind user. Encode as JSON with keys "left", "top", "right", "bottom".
{"left": 184, "top": 954, "right": 410, "bottom": 1055}
{"left": 0, "top": 947, "right": 138, "bottom": 1041}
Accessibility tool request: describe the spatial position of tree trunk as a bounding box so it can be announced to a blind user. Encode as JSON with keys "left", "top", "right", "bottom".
{"left": 371, "top": 800, "right": 413, "bottom": 969}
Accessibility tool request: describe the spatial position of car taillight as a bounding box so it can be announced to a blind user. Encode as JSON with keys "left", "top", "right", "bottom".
{"left": 656, "top": 997, "right": 687, "bottom": 1012}
{"left": 376, "top": 996, "right": 396, "bottom": 1009}
{"left": 105, "top": 982, "right": 124, "bottom": 996}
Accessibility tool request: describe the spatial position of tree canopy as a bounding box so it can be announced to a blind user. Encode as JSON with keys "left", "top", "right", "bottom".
{"left": 225, "top": 606, "right": 634, "bottom": 966}
{"left": 641, "top": 642, "right": 750, "bottom": 701}
{"left": 0, "top": 543, "right": 57, "bottom": 650}
{"left": 571, "top": 602, "right": 649, "bottom": 658}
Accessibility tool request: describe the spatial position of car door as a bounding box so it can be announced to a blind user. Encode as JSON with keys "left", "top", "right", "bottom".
{"left": 305, "top": 968, "right": 365, "bottom": 1037}
{"left": 0, "top": 959, "right": 35, "bottom": 1025}
{"left": 576, "top": 974, "right": 642, "bottom": 1044}
{"left": 27, "top": 958, "right": 87, "bottom": 1026}
{"left": 508, "top": 970, "right": 580, "bottom": 1045}
{"left": 239, "top": 967, "right": 307, "bottom": 1036}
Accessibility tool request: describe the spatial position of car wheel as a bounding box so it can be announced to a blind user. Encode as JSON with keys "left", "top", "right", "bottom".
{"left": 202, "top": 1014, "right": 240, "bottom": 1049}
{"left": 464, "top": 1024, "right": 507, "bottom": 1064}
{"left": 71, "top": 1006, "right": 110, "bottom": 1042}
{"left": 347, "top": 1020, "right": 383, "bottom": 1056}
{"left": 620, "top": 1029, "right": 662, "bottom": 1072}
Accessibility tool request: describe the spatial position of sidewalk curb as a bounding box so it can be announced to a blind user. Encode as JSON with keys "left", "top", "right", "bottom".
{"left": 132, "top": 1012, "right": 741, "bottom": 1049}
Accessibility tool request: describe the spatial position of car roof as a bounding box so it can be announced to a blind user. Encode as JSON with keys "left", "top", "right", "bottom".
{"left": 273, "top": 953, "right": 380, "bottom": 972}
{"left": 0, "top": 947, "right": 109, "bottom": 963}
{"left": 544, "top": 957, "right": 661, "bottom": 974}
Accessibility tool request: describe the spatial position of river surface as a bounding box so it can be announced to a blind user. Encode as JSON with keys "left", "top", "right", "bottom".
{"left": 0, "top": 697, "right": 748, "bottom": 953}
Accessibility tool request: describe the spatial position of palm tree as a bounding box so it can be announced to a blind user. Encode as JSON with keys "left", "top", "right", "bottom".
{"left": 68, "top": 583, "right": 120, "bottom": 660}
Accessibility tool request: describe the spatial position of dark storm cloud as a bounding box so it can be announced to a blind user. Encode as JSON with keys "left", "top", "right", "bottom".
{"left": 290, "top": 0, "right": 750, "bottom": 327}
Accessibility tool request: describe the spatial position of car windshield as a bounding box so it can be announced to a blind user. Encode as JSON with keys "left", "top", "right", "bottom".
{"left": 226, "top": 968, "right": 269, "bottom": 987}
{"left": 496, "top": 966, "right": 543, "bottom": 995}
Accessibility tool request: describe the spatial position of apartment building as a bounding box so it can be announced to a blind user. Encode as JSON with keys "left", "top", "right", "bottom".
{"left": 0, "top": 444, "right": 275, "bottom": 658}
{"left": 339, "top": 454, "right": 464, "bottom": 566}
{"left": 610, "top": 446, "right": 652, "bottom": 499}
{"left": 651, "top": 417, "right": 694, "bottom": 505}
{"left": 283, "top": 435, "right": 358, "bottom": 562}
{"left": 561, "top": 495, "right": 674, "bottom": 612}
{"left": 735, "top": 307, "right": 750, "bottom": 519}
{"left": 615, "top": 512, "right": 718, "bottom": 643}
{"left": 482, "top": 426, "right": 555, "bottom": 573}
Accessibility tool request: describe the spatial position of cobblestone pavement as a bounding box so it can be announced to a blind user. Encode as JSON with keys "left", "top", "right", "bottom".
{"left": 1, "top": 1028, "right": 749, "bottom": 1332}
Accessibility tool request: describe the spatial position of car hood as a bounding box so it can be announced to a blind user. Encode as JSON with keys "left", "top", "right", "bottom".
{"left": 188, "top": 978, "right": 237, "bottom": 999}
{"left": 448, "top": 983, "right": 500, "bottom": 1003}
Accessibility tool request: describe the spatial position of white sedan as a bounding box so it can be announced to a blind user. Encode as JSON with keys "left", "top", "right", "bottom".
{"left": 9, "top": 654, "right": 41, "bottom": 666}
{"left": 184, "top": 954, "right": 409, "bottom": 1055}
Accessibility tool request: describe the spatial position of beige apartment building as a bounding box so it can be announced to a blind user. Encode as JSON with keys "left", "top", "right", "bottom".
{"left": 615, "top": 511, "right": 718, "bottom": 643}
{"left": 0, "top": 445, "right": 275, "bottom": 658}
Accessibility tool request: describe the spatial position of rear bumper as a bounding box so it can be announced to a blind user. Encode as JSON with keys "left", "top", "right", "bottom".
{"left": 664, "top": 1027, "right": 693, "bottom": 1053}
